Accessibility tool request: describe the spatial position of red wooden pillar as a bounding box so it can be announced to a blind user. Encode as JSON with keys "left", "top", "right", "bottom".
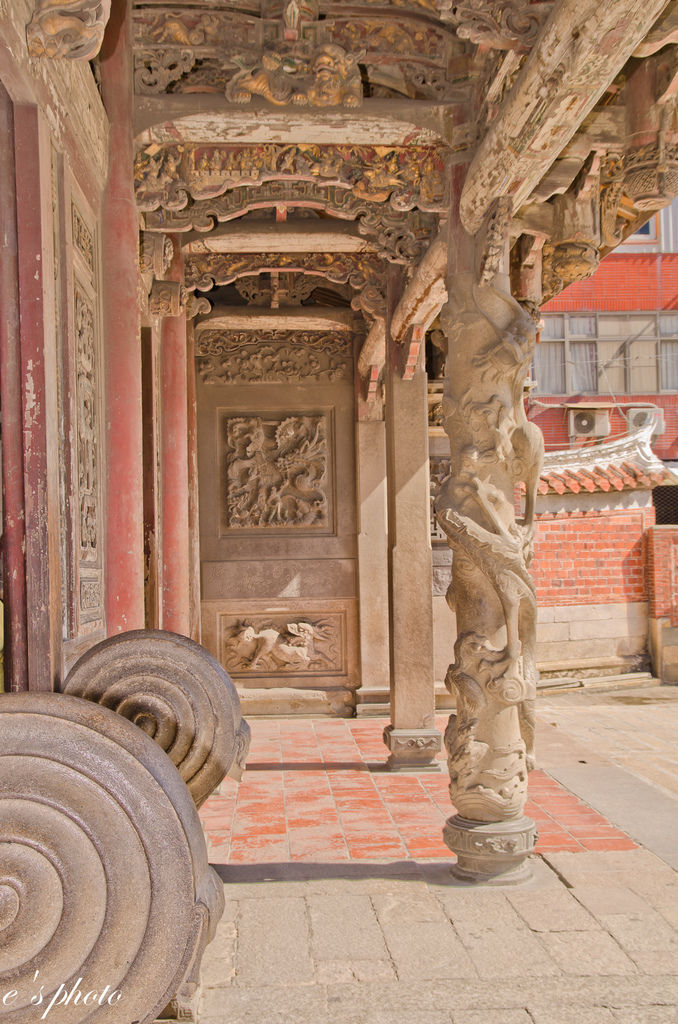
{"left": 99, "top": 0, "right": 145, "bottom": 633}
{"left": 186, "top": 319, "right": 202, "bottom": 643}
{"left": 159, "top": 241, "right": 190, "bottom": 635}
{"left": 0, "top": 86, "right": 28, "bottom": 692}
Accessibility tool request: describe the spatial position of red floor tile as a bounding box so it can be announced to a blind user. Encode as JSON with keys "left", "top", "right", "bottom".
{"left": 198, "top": 718, "right": 637, "bottom": 863}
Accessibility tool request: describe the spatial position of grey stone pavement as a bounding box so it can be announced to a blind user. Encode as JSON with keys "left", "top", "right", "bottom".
{"left": 200, "top": 685, "right": 678, "bottom": 1024}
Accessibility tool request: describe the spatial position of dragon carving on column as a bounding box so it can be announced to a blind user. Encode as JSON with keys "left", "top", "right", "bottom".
{"left": 435, "top": 275, "right": 543, "bottom": 824}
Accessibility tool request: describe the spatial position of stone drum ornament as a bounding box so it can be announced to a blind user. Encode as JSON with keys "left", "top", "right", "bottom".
{"left": 63, "top": 628, "right": 250, "bottom": 808}
{"left": 0, "top": 692, "right": 224, "bottom": 1024}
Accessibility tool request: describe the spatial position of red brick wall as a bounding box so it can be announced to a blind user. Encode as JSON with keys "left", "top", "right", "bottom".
{"left": 646, "top": 525, "right": 678, "bottom": 625}
{"left": 543, "top": 253, "right": 678, "bottom": 312}
{"left": 527, "top": 395, "right": 678, "bottom": 461}
{"left": 532, "top": 505, "right": 656, "bottom": 607}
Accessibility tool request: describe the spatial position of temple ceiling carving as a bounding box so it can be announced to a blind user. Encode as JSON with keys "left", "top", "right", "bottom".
{"left": 131, "top": 2, "right": 462, "bottom": 101}
{"left": 124, "top": 0, "right": 678, "bottom": 396}
{"left": 144, "top": 183, "right": 438, "bottom": 262}
{"left": 134, "top": 143, "right": 448, "bottom": 212}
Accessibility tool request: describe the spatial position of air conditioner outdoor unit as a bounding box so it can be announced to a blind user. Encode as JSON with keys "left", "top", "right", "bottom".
{"left": 568, "top": 408, "right": 611, "bottom": 438}
{"left": 626, "top": 407, "right": 665, "bottom": 435}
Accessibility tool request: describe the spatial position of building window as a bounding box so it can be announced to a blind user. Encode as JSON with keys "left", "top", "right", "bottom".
{"left": 570, "top": 342, "right": 597, "bottom": 393}
{"left": 534, "top": 312, "right": 676, "bottom": 394}
{"left": 661, "top": 340, "right": 678, "bottom": 390}
{"left": 533, "top": 342, "right": 566, "bottom": 392}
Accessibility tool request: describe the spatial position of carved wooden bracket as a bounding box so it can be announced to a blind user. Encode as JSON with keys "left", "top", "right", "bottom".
{"left": 149, "top": 279, "right": 187, "bottom": 317}
{"left": 447, "top": 0, "right": 554, "bottom": 52}
{"left": 225, "top": 42, "right": 363, "bottom": 108}
{"left": 26, "top": 0, "right": 111, "bottom": 59}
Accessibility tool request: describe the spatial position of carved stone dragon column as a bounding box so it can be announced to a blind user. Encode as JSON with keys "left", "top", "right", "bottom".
{"left": 435, "top": 197, "right": 543, "bottom": 883}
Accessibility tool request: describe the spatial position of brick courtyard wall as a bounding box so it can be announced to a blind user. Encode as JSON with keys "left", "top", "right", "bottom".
{"left": 532, "top": 505, "right": 655, "bottom": 606}
{"left": 646, "top": 525, "right": 678, "bottom": 627}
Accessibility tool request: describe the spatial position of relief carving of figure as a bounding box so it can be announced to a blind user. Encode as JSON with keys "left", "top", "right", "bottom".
{"left": 224, "top": 618, "right": 339, "bottom": 673}
{"left": 225, "top": 415, "right": 328, "bottom": 529}
{"left": 236, "top": 622, "right": 319, "bottom": 670}
{"left": 226, "top": 43, "right": 363, "bottom": 108}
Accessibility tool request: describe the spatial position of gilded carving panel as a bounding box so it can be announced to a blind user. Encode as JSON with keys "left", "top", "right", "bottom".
{"left": 134, "top": 143, "right": 448, "bottom": 213}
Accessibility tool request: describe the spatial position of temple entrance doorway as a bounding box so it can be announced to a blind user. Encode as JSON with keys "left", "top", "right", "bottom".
{"left": 196, "top": 288, "right": 360, "bottom": 717}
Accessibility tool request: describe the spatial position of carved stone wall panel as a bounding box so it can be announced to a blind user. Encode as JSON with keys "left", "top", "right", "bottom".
{"left": 199, "top": 598, "right": 360, "bottom": 715}
{"left": 196, "top": 331, "right": 353, "bottom": 385}
{"left": 220, "top": 610, "right": 347, "bottom": 677}
{"left": 207, "top": 595, "right": 357, "bottom": 668}
{"left": 65, "top": 188, "right": 104, "bottom": 636}
{"left": 134, "top": 143, "right": 448, "bottom": 213}
{"left": 222, "top": 412, "right": 331, "bottom": 532}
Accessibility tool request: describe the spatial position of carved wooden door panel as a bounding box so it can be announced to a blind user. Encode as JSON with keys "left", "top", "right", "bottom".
{"left": 197, "top": 332, "right": 359, "bottom": 716}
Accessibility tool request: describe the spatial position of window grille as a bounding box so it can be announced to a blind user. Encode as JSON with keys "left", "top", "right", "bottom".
{"left": 653, "top": 485, "right": 678, "bottom": 525}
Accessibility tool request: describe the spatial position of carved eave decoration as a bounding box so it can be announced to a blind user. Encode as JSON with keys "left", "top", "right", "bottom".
{"left": 27, "top": 0, "right": 111, "bottom": 59}
{"left": 470, "top": 0, "right": 678, "bottom": 307}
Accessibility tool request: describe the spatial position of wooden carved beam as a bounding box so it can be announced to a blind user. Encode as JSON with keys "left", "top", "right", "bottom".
{"left": 184, "top": 250, "right": 386, "bottom": 295}
{"left": 135, "top": 143, "right": 449, "bottom": 214}
{"left": 26, "top": 0, "right": 111, "bottom": 58}
{"left": 460, "top": 0, "right": 673, "bottom": 234}
{"left": 446, "top": 0, "right": 554, "bottom": 52}
{"left": 144, "top": 183, "right": 439, "bottom": 263}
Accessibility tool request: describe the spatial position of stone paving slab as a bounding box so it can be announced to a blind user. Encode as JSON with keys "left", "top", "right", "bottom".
{"left": 199, "top": 689, "right": 678, "bottom": 1023}
{"left": 201, "top": 852, "right": 678, "bottom": 1024}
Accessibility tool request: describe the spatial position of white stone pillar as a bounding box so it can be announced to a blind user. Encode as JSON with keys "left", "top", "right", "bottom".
{"left": 383, "top": 306, "right": 442, "bottom": 770}
{"left": 355, "top": 416, "right": 391, "bottom": 712}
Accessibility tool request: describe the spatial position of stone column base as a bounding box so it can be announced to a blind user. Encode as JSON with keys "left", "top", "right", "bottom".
{"left": 382, "top": 725, "right": 443, "bottom": 772}
{"left": 443, "top": 814, "right": 538, "bottom": 885}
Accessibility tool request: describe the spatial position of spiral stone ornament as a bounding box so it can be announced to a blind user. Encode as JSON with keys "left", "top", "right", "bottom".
{"left": 0, "top": 692, "right": 224, "bottom": 1024}
{"left": 63, "top": 629, "right": 251, "bottom": 808}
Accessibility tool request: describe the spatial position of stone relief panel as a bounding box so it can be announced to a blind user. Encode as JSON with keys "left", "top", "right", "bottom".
{"left": 75, "top": 284, "right": 98, "bottom": 563}
{"left": 69, "top": 192, "right": 104, "bottom": 632}
{"left": 196, "top": 331, "right": 352, "bottom": 384}
{"left": 71, "top": 203, "right": 94, "bottom": 273}
{"left": 220, "top": 611, "right": 346, "bottom": 677}
{"left": 223, "top": 414, "right": 330, "bottom": 531}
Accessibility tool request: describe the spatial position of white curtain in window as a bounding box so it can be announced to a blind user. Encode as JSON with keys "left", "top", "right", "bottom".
{"left": 570, "top": 342, "right": 597, "bottom": 393}
{"left": 533, "top": 342, "right": 565, "bottom": 393}
{"left": 659, "top": 314, "right": 678, "bottom": 336}
{"left": 568, "top": 315, "right": 596, "bottom": 337}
